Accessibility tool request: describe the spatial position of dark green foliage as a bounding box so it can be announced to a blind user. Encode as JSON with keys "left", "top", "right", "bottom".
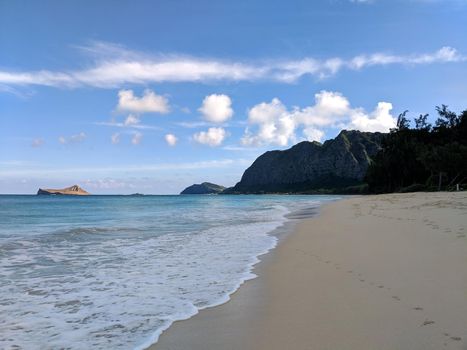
{"left": 395, "top": 110, "right": 411, "bottom": 131}
{"left": 366, "top": 106, "right": 467, "bottom": 193}
{"left": 414, "top": 114, "right": 430, "bottom": 131}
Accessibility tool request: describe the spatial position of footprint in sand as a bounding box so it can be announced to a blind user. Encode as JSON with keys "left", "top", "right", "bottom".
{"left": 392, "top": 296, "right": 400, "bottom": 301}
{"left": 421, "top": 319, "right": 435, "bottom": 326}
{"left": 378, "top": 285, "right": 384, "bottom": 288}
{"left": 413, "top": 307, "right": 423, "bottom": 311}
{"left": 450, "top": 336, "right": 462, "bottom": 341}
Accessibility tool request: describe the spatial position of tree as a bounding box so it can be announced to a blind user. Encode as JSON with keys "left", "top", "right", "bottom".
{"left": 394, "top": 110, "right": 410, "bottom": 131}
{"left": 435, "top": 105, "right": 458, "bottom": 129}
{"left": 414, "top": 113, "right": 431, "bottom": 131}
{"left": 366, "top": 106, "right": 467, "bottom": 193}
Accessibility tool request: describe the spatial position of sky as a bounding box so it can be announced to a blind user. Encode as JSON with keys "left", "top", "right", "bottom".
{"left": 1, "top": 0, "right": 466, "bottom": 194}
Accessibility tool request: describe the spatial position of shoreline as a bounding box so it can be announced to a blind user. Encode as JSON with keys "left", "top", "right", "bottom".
{"left": 150, "top": 192, "right": 467, "bottom": 350}
{"left": 144, "top": 197, "right": 329, "bottom": 350}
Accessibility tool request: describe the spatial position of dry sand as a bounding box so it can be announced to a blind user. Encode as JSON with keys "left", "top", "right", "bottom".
{"left": 151, "top": 192, "right": 467, "bottom": 350}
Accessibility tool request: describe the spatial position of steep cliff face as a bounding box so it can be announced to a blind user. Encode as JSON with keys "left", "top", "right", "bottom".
{"left": 229, "top": 130, "right": 385, "bottom": 193}
{"left": 180, "top": 182, "right": 226, "bottom": 194}
{"left": 37, "top": 185, "right": 90, "bottom": 195}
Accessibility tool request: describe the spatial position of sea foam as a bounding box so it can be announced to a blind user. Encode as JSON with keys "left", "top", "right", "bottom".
{"left": 0, "top": 195, "right": 335, "bottom": 349}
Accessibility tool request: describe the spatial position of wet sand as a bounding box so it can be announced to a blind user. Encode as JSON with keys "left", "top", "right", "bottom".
{"left": 150, "top": 192, "right": 467, "bottom": 350}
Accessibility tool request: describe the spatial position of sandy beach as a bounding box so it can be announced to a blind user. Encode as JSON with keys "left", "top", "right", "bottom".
{"left": 151, "top": 192, "right": 467, "bottom": 350}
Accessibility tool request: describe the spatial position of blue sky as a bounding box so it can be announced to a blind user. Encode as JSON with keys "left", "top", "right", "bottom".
{"left": 1, "top": 0, "right": 466, "bottom": 194}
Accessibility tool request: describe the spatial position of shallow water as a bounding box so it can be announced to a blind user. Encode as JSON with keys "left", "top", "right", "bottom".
{"left": 0, "top": 194, "right": 338, "bottom": 349}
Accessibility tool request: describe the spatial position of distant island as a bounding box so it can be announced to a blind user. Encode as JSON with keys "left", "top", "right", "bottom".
{"left": 180, "top": 182, "right": 226, "bottom": 195}
{"left": 37, "top": 185, "right": 90, "bottom": 196}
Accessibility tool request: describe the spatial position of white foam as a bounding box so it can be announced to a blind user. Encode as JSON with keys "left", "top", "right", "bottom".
{"left": 0, "top": 197, "right": 326, "bottom": 350}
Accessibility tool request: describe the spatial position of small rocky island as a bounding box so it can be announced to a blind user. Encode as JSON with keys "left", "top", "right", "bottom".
{"left": 37, "top": 185, "right": 90, "bottom": 196}
{"left": 180, "top": 182, "right": 225, "bottom": 195}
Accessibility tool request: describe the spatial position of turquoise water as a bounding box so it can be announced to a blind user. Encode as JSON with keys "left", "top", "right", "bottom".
{"left": 0, "top": 194, "right": 338, "bottom": 349}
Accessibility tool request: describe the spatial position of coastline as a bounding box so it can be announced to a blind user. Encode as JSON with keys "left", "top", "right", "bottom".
{"left": 144, "top": 197, "right": 326, "bottom": 350}
{"left": 150, "top": 192, "right": 467, "bottom": 350}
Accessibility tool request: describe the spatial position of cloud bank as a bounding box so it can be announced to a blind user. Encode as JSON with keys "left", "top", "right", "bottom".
{"left": 0, "top": 42, "right": 464, "bottom": 89}
{"left": 241, "top": 91, "right": 397, "bottom": 146}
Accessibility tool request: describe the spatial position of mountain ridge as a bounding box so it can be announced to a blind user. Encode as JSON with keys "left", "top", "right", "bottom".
{"left": 225, "top": 130, "right": 385, "bottom": 194}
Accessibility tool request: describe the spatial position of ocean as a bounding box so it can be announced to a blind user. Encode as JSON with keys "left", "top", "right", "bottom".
{"left": 0, "top": 194, "right": 338, "bottom": 349}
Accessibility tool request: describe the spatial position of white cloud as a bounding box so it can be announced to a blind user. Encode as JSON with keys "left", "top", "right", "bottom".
{"left": 293, "top": 90, "right": 350, "bottom": 127}
{"left": 0, "top": 42, "right": 464, "bottom": 89}
{"left": 58, "top": 132, "right": 86, "bottom": 144}
{"left": 70, "top": 132, "right": 87, "bottom": 142}
{"left": 348, "top": 102, "right": 396, "bottom": 132}
{"left": 31, "top": 138, "right": 44, "bottom": 147}
{"left": 303, "top": 127, "right": 325, "bottom": 142}
{"left": 124, "top": 114, "right": 140, "bottom": 126}
{"left": 131, "top": 132, "right": 143, "bottom": 145}
{"left": 94, "top": 121, "right": 161, "bottom": 130}
{"left": 176, "top": 121, "right": 211, "bottom": 128}
{"left": 117, "top": 89, "right": 170, "bottom": 114}
{"left": 242, "top": 98, "right": 295, "bottom": 146}
{"left": 349, "top": 46, "right": 463, "bottom": 70}
{"left": 242, "top": 91, "right": 396, "bottom": 147}
{"left": 193, "top": 127, "right": 227, "bottom": 146}
{"left": 111, "top": 133, "right": 120, "bottom": 144}
{"left": 165, "top": 133, "right": 178, "bottom": 146}
{"left": 198, "top": 94, "right": 233, "bottom": 123}
{"left": 411, "top": 46, "right": 461, "bottom": 64}
{"left": 273, "top": 57, "right": 346, "bottom": 81}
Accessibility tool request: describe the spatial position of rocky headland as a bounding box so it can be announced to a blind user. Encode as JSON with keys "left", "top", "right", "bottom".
{"left": 37, "top": 185, "right": 90, "bottom": 196}
{"left": 225, "top": 130, "right": 385, "bottom": 194}
{"left": 180, "top": 182, "right": 226, "bottom": 195}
